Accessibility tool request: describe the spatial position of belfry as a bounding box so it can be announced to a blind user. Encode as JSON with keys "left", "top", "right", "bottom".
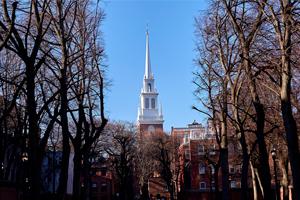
{"left": 137, "top": 30, "right": 164, "bottom": 136}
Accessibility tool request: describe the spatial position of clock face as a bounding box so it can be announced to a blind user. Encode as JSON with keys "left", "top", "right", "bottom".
{"left": 148, "top": 125, "right": 155, "bottom": 133}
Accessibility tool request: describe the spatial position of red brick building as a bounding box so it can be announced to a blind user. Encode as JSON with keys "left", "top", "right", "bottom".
{"left": 148, "top": 177, "right": 170, "bottom": 200}
{"left": 171, "top": 121, "right": 242, "bottom": 198}
{"left": 86, "top": 162, "right": 114, "bottom": 200}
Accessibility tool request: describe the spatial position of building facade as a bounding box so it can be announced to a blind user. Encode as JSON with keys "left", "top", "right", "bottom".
{"left": 171, "top": 121, "right": 243, "bottom": 199}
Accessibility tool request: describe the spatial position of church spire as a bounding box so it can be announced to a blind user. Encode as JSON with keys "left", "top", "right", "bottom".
{"left": 144, "top": 29, "right": 152, "bottom": 79}
{"left": 137, "top": 28, "right": 163, "bottom": 133}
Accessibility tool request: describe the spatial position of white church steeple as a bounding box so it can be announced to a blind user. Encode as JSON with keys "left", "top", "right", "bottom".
{"left": 137, "top": 30, "right": 163, "bottom": 130}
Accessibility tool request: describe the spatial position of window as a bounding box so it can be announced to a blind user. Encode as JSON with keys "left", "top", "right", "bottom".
{"left": 151, "top": 98, "right": 155, "bottom": 109}
{"left": 184, "top": 134, "right": 189, "bottom": 144}
{"left": 198, "top": 145, "right": 205, "bottom": 155}
{"left": 199, "top": 163, "right": 206, "bottom": 174}
{"left": 230, "top": 181, "right": 237, "bottom": 188}
{"left": 92, "top": 182, "right": 97, "bottom": 188}
{"left": 191, "top": 130, "right": 201, "bottom": 139}
{"left": 148, "top": 83, "right": 152, "bottom": 92}
{"left": 145, "top": 98, "right": 149, "bottom": 109}
{"left": 229, "top": 165, "right": 235, "bottom": 174}
{"left": 200, "top": 182, "right": 206, "bottom": 190}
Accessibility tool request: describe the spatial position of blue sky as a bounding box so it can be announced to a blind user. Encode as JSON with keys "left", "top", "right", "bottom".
{"left": 102, "top": 0, "right": 208, "bottom": 131}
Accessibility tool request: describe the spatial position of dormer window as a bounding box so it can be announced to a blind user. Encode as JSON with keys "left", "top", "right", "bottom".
{"left": 148, "top": 83, "right": 152, "bottom": 92}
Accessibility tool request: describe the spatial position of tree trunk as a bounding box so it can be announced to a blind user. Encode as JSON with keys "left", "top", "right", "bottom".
{"left": 242, "top": 46, "right": 272, "bottom": 199}
{"left": 278, "top": 1, "right": 300, "bottom": 198}
{"left": 250, "top": 161, "right": 258, "bottom": 200}
{"left": 220, "top": 79, "right": 229, "bottom": 200}
{"left": 168, "top": 183, "right": 174, "bottom": 200}
{"left": 57, "top": 68, "right": 70, "bottom": 200}
{"left": 240, "top": 139, "right": 249, "bottom": 200}
{"left": 26, "top": 62, "right": 41, "bottom": 200}
{"left": 140, "top": 181, "right": 149, "bottom": 200}
{"left": 214, "top": 165, "right": 220, "bottom": 200}
{"left": 224, "top": 2, "right": 272, "bottom": 197}
{"left": 279, "top": 157, "right": 289, "bottom": 200}
{"left": 82, "top": 152, "right": 91, "bottom": 200}
{"left": 281, "top": 56, "right": 300, "bottom": 200}
{"left": 255, "top": 166, "right": 264, "bottom": 198}
{"left": 243, "top": 46, "right": 272, "bottom": 199}
{"left": 72, "top": 149, "right": 82, "bottom": 200}
{"left": 220, "top": 148, "right": 229, "bottom": 200}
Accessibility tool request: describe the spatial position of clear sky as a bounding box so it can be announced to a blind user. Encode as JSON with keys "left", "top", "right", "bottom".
{"left": 102, "top": 0, "right": 208, "bottom": 131}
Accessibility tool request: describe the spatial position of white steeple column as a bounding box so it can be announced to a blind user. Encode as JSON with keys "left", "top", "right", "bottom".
{"left": 144, "top": 30, "right": 152, "bottom": 79}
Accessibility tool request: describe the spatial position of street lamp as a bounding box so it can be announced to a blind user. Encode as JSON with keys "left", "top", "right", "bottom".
{"left": 21, "top": 152, "right": 28, "bottom": 162}
{"left": 271, "top": 148, "right": 280, "bottom": 200}
{"left": 21, "top": 150, "right": 30, "bottom": 200}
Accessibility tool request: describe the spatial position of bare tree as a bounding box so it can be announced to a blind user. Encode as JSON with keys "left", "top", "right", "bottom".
{"left": 260, "top": 1, "right": 300, "bottom": 199}
{"left": 0, "top": 1, "right": 18, "bottom": 51}
{"left": 194, "top": 11, "right": 230, "bottom": 198}
{"left": 136, "top": 136, "right": 156, "bottom": 200}
{"left": 0, "top": 1, "right": 55, "bottom": 198}
{"left": 105, "top": 122, "right": 136, "bottom": 200}
{"left": 220, "top": 1, "right": 273, "bottom": 198}
{"left": 150, "top": 133, "right": 181, "bottom": 200}
{"left": 0, "top": 1, "right": 107, "bottom": 199}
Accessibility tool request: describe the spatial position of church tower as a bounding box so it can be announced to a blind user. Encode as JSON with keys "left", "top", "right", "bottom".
{"left": 137, "top": 30, "right": 164, "bottom": 136}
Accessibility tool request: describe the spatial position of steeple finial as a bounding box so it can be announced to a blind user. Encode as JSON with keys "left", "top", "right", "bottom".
{"left": 146, "top": 23, "right": 149, "bottom": 35}
{"left": 145, "top": 27, "right": 152, "bottom": 79}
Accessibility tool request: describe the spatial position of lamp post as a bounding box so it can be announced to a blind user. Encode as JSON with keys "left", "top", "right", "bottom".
{"left": 271, "top": 148, "right": 280, "bottom": 200}
{"left": 22, "top": 137, "right": 30, "bottom": 199}
{"left": 21, "top": 150, "right": 29, "bottom": 200}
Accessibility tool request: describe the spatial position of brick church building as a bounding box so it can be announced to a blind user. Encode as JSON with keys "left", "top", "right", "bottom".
{"left": 136, "top": 30, "right": 169, "bottom": 199}
{"left": 137, "top": 30, "right": 163, "bottom": 137}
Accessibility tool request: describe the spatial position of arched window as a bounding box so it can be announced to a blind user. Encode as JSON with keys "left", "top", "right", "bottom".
{"left": 199, "top": 163, "right": 206, "bottom": 174}
{"left": 200, "top": 182, "right": 206, "bottom": 190}
{"left": 148, "top": 83, "right": 152, "bottom": 92}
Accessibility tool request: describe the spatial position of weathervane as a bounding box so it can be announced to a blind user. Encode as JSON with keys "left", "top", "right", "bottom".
{"left": 146, "top": 23, "right": 149, "bottom": 35}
